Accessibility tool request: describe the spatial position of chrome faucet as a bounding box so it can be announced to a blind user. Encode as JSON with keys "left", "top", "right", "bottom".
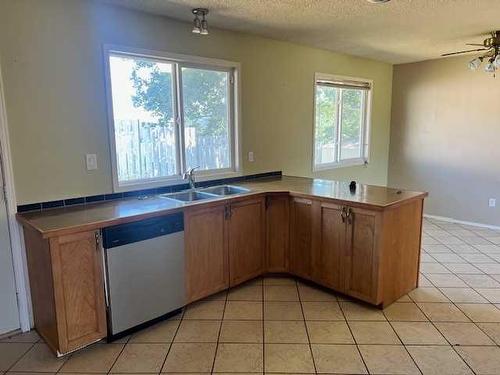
{"left": 182, "top": 166, "right": 199, "bottom": 190}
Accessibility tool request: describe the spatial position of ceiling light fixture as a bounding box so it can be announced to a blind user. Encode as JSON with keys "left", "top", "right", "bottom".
{"left": 443, "top": 31, "right": 500, "bottom": 76}
{"left": 468, "top": 57, "right": 483, "bottom": 71}
{"left": 484, "top": 58, "right": 496, "bottom": 73}
{"left": 192, "top": 8, "right": 209, "bottom": 35}
{"left": 494, "top": 54, "right": 500, "bottom": 68}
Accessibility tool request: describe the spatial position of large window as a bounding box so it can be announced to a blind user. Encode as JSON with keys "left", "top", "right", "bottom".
{"left": 105, "top": 47, "right": 238, "bottom": 190}
{"left": 313, "top": 73, "right": 371, "bottom": 171}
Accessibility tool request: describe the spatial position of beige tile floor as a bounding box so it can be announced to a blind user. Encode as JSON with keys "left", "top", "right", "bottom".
{"left": 2, "top": 218, "right": 500, "bottom": 374}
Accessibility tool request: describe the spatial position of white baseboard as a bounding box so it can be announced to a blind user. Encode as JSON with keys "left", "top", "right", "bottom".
{"left": 424, "top": 214, "right": 500, "bottom": 231}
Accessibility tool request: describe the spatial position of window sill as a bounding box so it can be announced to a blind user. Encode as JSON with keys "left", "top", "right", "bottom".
{"left": 313, "top": 159, "right": 368, "bottom": 172}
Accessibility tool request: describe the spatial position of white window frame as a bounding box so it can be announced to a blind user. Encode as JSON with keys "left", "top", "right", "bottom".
{"left": 103, "top": 45, "right": 242, "bottom": 192}
{"left": 312, "top": 73, "right": 372, "bottom": 172}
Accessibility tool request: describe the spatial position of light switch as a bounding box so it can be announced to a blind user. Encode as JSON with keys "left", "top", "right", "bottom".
{"left": 248, "top": 151, "right": 254, "bottom": 162}
{"left": 86, "top": 154, "right": 98, "bottom": 170}
{"left": 489, "top": 198, "right": 496, "bottom": 208}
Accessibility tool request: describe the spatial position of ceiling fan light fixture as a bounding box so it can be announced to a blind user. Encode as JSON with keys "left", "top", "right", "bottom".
{"left": 446, "top": 31, "right": 499, "bottom": 76}
{"left": 468, "top": 57, "right": 482, "bottom": 71}
{"left": 494, "top": 54, "right": 500, "bottom": 68}
{"left": 484, "top": 59, "right": 496, "bottom": 73}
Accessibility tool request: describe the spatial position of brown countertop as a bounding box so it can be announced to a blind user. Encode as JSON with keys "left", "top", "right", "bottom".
{"left": 17, "top": 175, "right": 427, "bottom": 238}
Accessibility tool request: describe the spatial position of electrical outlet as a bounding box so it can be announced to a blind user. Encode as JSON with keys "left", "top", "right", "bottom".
{"left": 489, "top": 198, "right": 496, "bottom": 208}
{"left": 248, "top": 151, "right": 254, "bottom": 162}
{"left": 86, "top": 154, "right": 98, "bottom": 170}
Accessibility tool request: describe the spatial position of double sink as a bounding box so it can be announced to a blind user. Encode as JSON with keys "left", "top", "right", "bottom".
{"left": 160, "top": 185, "right": 250, "bottom": 203}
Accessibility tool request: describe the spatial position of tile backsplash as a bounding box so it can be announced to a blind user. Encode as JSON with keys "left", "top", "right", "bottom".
{"left": 17, "top": 171, "right": 282, "bottom": 213}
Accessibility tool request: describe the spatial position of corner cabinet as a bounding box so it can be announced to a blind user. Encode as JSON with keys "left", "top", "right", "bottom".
{"left": 265, "top": 194, "right": 290, "bottom": 273}
{"left": 23, "top": 227, "right": 106, "bottom": 356}
{"left": 289, "top": 197, "right": 314, "bottom": 280}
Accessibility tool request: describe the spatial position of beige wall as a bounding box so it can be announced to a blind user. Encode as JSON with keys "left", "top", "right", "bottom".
{"left": 389, "top": 55, "right": 500, "bottom": 226}
{"left": 0, "top": 0, "right": 393, "bottom": 205}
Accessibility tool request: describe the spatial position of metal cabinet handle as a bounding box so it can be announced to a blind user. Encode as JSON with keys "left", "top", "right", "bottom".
{"left": 224, "top": 205, "right": 231, "bottom": 220}
{"left": 95, "top": 231, "right": 101, "bottom": 247}
{"left": 341, "top": 206, "right": 347, "bottom": 223}
{"left": 346, "top": 207, "right": 353, "bottom": 224}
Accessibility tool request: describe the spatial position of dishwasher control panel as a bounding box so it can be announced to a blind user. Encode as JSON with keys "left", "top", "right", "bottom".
{"left": 102, "top": 212, "right": 184, "bottom": 249}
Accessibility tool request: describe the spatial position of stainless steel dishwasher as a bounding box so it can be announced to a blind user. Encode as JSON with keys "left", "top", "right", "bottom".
{"left": 102, "top": 212, "right": 185, "bottom": 339}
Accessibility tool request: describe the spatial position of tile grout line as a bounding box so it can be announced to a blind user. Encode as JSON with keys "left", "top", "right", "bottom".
{"left": 210, "top": 288, "right": 228, "bottom": 374}
{"left": 3, "top": 341, "right": 37, "bottom": 373}
{"left": 425, "top": 220, "right": 500, "bottom": 344}
{"left": 157, "top": 308, "right": 184, "bottom": 375}
{"left": 383, "top": 311, "right": 424, "bottom": 375}
{"left": 422, "top": 220, "right": 500, "bottom": 371}
{"left": 337, "top": 298, "right": 370, "bottom": 374}
{"left": 423, "top": 230, "right": 491, "bottom": 257}
{"left": 416, "top": 228, "right": 495, "bottom": 373}
{"left": 296, "top": 279, "right": 319, "bottom": 375}
{"left": 423, "top": 264, "right": 500, "bottom": 349}
{"left": 431, "top": 220, "right": 500, "bottom": 263}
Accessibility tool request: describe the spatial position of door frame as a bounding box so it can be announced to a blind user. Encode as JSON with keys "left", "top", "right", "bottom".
{"left": 0, "top": 61, "right": 31, "bottom": 332}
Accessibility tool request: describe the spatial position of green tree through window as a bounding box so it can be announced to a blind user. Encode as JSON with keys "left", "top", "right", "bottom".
{"left": 314, "top": 78, "right": 369, "bottom": 168}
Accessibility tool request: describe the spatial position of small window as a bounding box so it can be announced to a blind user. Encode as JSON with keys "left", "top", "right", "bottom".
{"left": 105, "top": 47, "right": 239, "bottom": 190}
{"left": 313, "top": 73, "right": 371, "bottom": 171}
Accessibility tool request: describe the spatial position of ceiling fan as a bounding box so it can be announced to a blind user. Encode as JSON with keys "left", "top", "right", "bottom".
{"left": 442, "top": 31, "right": 500, "bottom": 73}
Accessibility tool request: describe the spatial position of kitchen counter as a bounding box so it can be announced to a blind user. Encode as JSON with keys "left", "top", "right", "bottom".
{"left": 19, "top": 174, "right": 427, "bottom": 356}
{"left": 17, "top": 175, "right": 427, "bottom": 238}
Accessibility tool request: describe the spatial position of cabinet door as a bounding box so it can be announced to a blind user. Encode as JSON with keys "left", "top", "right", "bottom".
{"left": 315, "top": 202, "right": 346, "bottom": 291}
{"left": 266, "top": 195, "right": 290, "bottom": 273}
{"left": 184, "top": 204, "right": 229, "bottom": 303}
{"left": 228, "top": 197, "right": 265, "bottom": 286}
{"left": 344, "top": 207, "right": 380, "bottom": 304}
{"left": 50, "top": 231, "right": 106, "bottom": 354}
{"left": 289, "top": 197, "right": 314, "bottom": 280}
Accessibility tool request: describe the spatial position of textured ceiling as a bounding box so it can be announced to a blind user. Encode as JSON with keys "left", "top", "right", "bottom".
{"left": 100, "top": 0, "right": 500, "bottom": 64}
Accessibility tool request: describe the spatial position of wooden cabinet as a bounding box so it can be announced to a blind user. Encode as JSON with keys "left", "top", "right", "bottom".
{"left": 289, "top": 197, "right": 314, "bottom": 280}
{"left": 305, "top": 202, "right": 381, "bottom": 304}
{"left": 184, "top": 196, "right": 265, "bottom": 299}
{"left": 314, "top": 202, "right": 346, "bottom": 291}
{"left": 20, "top": 186, "right": 425, "bottom": 356}
{"left": 228, "top": 197, "right": 265, "bottom": 286}
{"left": 344, "top": 207, "right": 380, "bottom": 304}
{"left": 184, "top": 203, "right": 229, "bottom": 303}
{"left": 265, "top": 194, "right": 289, "bottom": 273}
{"left": 23, "top": 228, "right": 106, "bottom": 355}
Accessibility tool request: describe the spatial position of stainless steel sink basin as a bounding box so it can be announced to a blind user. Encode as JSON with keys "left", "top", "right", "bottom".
{"left": 160, "top": 185, "right": 250, "bottom": 203}
{"left": 161, "top": 190, "right": 218, "bottom": 203}
{"left": 201, "top": 185, "right": 250, "bottom": 196}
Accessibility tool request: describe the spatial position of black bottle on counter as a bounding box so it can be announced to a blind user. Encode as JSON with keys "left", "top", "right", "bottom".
{"left": 349, "top": 181, "right": 356, "bottom": 194}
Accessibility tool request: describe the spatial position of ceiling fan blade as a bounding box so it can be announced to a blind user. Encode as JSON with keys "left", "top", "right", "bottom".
{"left": 466, "top": 43, "right": 485, "bottom": 46}
{"left": 441, "top": 48, "right": 488, "bottom": 57}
